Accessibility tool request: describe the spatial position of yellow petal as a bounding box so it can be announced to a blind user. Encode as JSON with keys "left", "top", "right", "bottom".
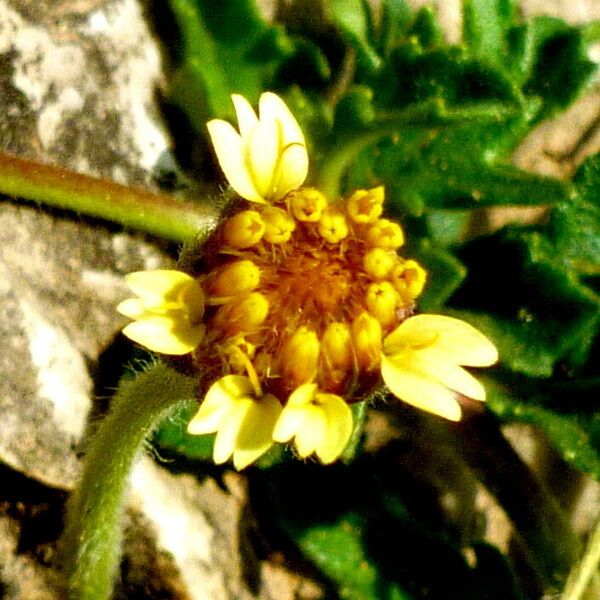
{"left": 403, "top": 348, "right": 486, "bottom": 401}
{"left": 125, "top": 270, "right": 198, "bottom": 304}
{"left": 232, "top": 93, "right": 258, "bottom": 137}
{"left": 259, "top": 92, "right": 305, "bottom": 148}
{"left": 384, "top": 314, "right": 498, "bottom": 366}
{"left": 272, "top": 404, "right": 307, "bottom": 443}
{"left": 294, "top": 404, "right": 326, "bottom": 458}
{"left": 381, "top": 355, "right": 462, "bottom": 421}
{"left": 234, "top": 393, "right": 281, "bottom": 469}
{"left": 259, "top": 92, "right": 308, "bottom": 198}
{"left": 274, "top": 143, "right": 309, "bottom": 200}
{"left": 272, "top": 384, "right": 316, "bottom": 442}
{"left": 206, "top": 119, "right": 264, "bottom": 203}
{"left": 122, "top": 317, "right": 204, "bottom": 355}
{"left": 247, "top": 114, "right": 279, "bottom": 199}
{"left": 187, "top": 375, "right": 252, "bottom": 435}
{"left": 213, "top": 400, "right": 247, "bottom": 464}
{"left": 116, "top": 298, "right": 145, "bottom": 319}
{"left": 315, "top": 394, "right": 353, "bottom": 464}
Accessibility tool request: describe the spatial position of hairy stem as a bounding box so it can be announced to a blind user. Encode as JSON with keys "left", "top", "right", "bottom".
{"left": 59, "top": 363, "right": 197, "bottom": 600}
{"left": 0, "top": 152, "right": 213, "bottom": 243}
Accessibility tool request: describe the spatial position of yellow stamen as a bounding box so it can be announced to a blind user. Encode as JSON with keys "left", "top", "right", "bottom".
{"left": 318, "top": 209, "right": 349, "bottom": 244}
{"left": 346, "top": 186, "right": 384, "bottom": 224}
{"left": 390, "top": 260, "right": 427, "bottom": 301}
{"left": 321, "top": 321, "right": 353, "bottom": 375}
{"left": 261, "top": 206, "right": 296, "bottom": 243}
{"left": 366, "top": 281, "right": 400, "bottom": 327}
{"left": 363, "top": 247, "right": 395, "bottom": 279}
{"left": 351, "top": 311, "right": 382, "bottom": 371}
{"left": 209, "top": 260, "right": 260, "bottom": 297}
{"left": 289, "top": 188, "right": 328, "bottom": 222}
{"left": 280, "top": 326, "right": 320, "bottom": 385}
{"left": 216, "top": 291, "right": 269, "bottom": 335}
{"left": 222, "top": 210, "right": 265, "bottom": 248}
{"left": 365, "top": 218, "right": 404, "bottom": 249}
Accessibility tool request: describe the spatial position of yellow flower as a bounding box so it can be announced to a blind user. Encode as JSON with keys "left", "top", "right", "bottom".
{"left": 187, "top": 375, "right": 282, "bottom": 470}
{"left": 381, "top": 315, "right": 498, "bottom": 421}
{"left": 207, "top": 93, "right": 308, "bottom": 204}
{"left": 118, "top": 92, "right": 500, "bottom": 469}
{"left": 273, "top": 384, "right": 353, "bottom": 464}
{"left": 117, "top": 270, "right": 205, "bottom": 355}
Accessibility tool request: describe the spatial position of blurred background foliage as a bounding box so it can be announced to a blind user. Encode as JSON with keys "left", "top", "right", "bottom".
{"left": 147, "top": 0, "right": 600, "bottom": 598}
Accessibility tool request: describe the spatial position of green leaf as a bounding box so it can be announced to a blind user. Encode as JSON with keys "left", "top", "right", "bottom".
{"left": 407, "top": 6, "right": 443, "bottom": 50}
{"left": 548, "top": 154, "right": 600, "bottom": 275}
{"left": 167, "top": 0, "right": 296, "bottom": 131}
{"left": 523, "top": 17, "right": 597, "bottom": 118}
{"left": 451, "top": 230, "right": 600, "bottom": 377}
{"left": 463, "top": 0, "right": 518, "bottom": 65}
{"left": 330, "top": 0, "right": 382, "bottom": 74}
{"left": 377, "top": 0, "right": 412, "bottom": 59}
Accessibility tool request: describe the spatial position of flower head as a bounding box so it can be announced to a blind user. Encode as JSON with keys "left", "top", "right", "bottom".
{"left": 118, "top": 92, "right": 498, "bottom": 469}
{"left": 207, "top": 93, "right": 308, "bottom": 204}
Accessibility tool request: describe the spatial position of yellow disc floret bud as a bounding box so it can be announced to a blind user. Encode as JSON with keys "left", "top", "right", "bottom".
{"left": 363, "top": 247, "right": 396, "bottom": 279}
{"left": 366, "top": 281, "right": 400, "bottom": 327}
{"left": 280, "top": 326, "right": 320, "bottom": 386}
{"left": 346, "top": 186, "right": 384, "bottom": 224}
{"left": 351, "top": 312, "right": 382, "bottom": 372}
{"left": 321, "top": 321, "right": 353, "bottom": 381}
{"left": 209, "top": 260, "right": 260, "bottom": 297}
{"left": 222, "top": 210, "right": 265, "bottom": 248}
{"left": 261, "top": 206, "right": 296, "bottom": 243}
{"left": 318, "top": 209, "right": 349, "bottom": 244}
{"left": 289, "top": 188, "right": 328, "bottom": 222}
{"left": 216, "top": 292, "right": 269, "bottom": 335}
{"left": 365, "top": 218, "right": 404, "bottom": 249}
{"left": 391, "top": 260, "right": 427, "bottom": 302}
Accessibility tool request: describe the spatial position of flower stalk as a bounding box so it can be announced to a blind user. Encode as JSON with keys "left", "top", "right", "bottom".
{"left": 0, "top": 151, "right": 211, "bottom": 244}
{"left": 59, "top": 363, "right": 197, "bottom": 600}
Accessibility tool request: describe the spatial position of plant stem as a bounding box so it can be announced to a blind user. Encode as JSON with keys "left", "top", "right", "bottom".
{"left": 59, "top": 363, "right": 197, "bottom": 600}
{"left": 561, "top": 517, "right": 600, "bottom": 600}
{"left": 0, "top": 152, "right": 213, "bottom": 243}
{"left": 452, "top": 413, "right": 581, "bottom": 592}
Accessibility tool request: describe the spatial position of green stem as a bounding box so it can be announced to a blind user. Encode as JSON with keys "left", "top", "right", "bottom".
{"left": 59, "top": 363, "right": 197, "bottom": 600}
{"left": 561, "top": 517, "right": 600, "bottom": 600}
{"left": 0, "top": 152, "right": 212, "bottom": 243}
{"left": 452, "top": 413, "right": 581, "bottom": 592}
